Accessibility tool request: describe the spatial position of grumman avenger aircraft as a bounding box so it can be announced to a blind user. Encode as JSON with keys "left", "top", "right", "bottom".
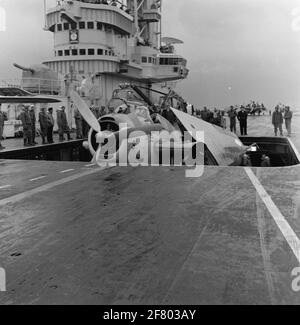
{"left": 70, "top": 86, "right": 249, "bottom": 170}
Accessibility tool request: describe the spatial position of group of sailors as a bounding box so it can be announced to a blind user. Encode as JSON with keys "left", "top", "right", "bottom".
{"left": 16, "top": 105, "right": 73, "bottom": 147}
{"left": 272, "top": 105, "right": 293, "bottom": 137}
{"left": 15, "top": 104, "right": 108, "bottom": 147}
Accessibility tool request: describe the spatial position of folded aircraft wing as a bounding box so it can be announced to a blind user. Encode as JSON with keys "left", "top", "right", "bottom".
{"left": 0, "top": 87, "right": 61, "bottom": 104}
{"left": 171, "top": 108, "right": 246, "bottom": 166}
{"left": 0, "top": 96, "right": 62, "bottom": 104}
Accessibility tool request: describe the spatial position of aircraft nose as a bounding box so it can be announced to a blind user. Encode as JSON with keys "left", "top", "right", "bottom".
{"left": 96, "top": 132, "right": 109, "bottom": 145}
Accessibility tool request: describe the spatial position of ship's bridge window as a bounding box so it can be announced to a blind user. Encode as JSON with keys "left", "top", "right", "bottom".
{"left": 105, "top": 50, "right": 108, "bottom": 55}
{"left": 88, "top": 49, "right": 95, "bottom": 55}
{"left": 97, "top": 22, "right": 103, "bottom": 30}
{"left": 64, "top": 49, "right": 70, "bottom": 56}
{"left": 58, "top": 50, "right": 63, "bottom": 56}
{"left": 57, "top": 23, "right": 62, "bottom": 31}
{"left": 64, "top": 23, "right": 69, "bottom": 30}
{"left": 87, "top": 22, "right": 94, "bottom": 29}
{"left": 71, "top": 23, "right": 77, "bottom": 30}
{"left": 80, "top": 49, "right": 86, "bottom": 55}
{"left": 159, "top": 57, "right": 181, "bottom": 65}
{"left": 142, "top": 56, "right": 147, "bottom": 63}
{"left": 79, "top": 21, "right": 85, "bottom": 29}
{"left": 72, "top": 49, "right": 78, "bottom": 56}
{"left": 98, "top": 49, "right": 103, "bottom": 55}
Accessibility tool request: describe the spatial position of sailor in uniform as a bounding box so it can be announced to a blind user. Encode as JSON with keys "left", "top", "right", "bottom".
{"left": 0, "top": 104, "right": 8, "bottom": 150}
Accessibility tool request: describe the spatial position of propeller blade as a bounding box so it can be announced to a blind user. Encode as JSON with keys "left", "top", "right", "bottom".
{"left": 70, "top": 90, "right": 101, "bottom": 133}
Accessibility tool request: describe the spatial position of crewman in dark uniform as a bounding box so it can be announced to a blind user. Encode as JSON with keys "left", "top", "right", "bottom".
{"left": 18, "top": 106, "right": 33, "bottom": 146}
{"left": 57, "top": 106, "right": 72, "bottom": 142}
{"left": 29, "top": 106, "right": 38, "bottom": 145}
{"left": 228, "top": 106, "right": 237, "bottom": 133}
{"left": 237, "top": 106, "right": 248, "bottom": 136}
{"left": 47, "top": 107, "right": 54, "bottom": 144}
{"left": 0, "top": 104, "right": 8, "bottom": 150}
{"left": 39, "top": 107, "right": 48, "bottom": 144}
{"left": 201, "top": 107, "right": 209, "bottom": 122}
{"left": 74, "top": 108, "right": 83, "bottom": 139}
{"left": 272, "top": 106, "right": 283, "bottom": 137}
{"left": 261, "top": 154, "right": 271, "bottom": 167}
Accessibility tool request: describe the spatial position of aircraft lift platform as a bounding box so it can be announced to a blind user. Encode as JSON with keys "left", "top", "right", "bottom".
{"left": 0, "top": 115, "right": 300, "bottom": 305}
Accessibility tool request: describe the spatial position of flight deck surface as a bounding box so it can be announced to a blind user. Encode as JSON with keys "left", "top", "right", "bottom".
{"left": 0, "top": 115, "right": 300, "bottom": 305}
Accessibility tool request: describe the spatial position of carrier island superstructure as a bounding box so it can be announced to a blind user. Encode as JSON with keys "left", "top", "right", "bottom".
{"left": 36, "top": 0, "right": 189, "bottom": 107}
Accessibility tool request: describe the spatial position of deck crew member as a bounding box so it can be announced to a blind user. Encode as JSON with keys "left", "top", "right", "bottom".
{"left": 57, "top": 106, "right": 72, "bottom": 142}
{"left": 237, "top": 106, "right": 248, "bottom": 136}
{"left": 261, "top": 154, "right": 271, "bottom": 167}
{"left": 74, "top": 108, "right": 83, "bottom": 139}
{"left": 0, "top": 104, "right": 8, "bottom": 150}
{"left": 18, "top": 106, "right": 33, "bottom": 146}
{"left": 39, "top": 107, "right": 48, "bottom": 144}
{"left": 221, "top": 111, "right": 227, "bottom": 129}
{"left": 212, "top": 108, "right": 220, "bottom": 126}
{"left": 241, "top": 154, "right": 252, "bottom": 167}
{"left": 228, "top": 106, "right": 237, "bottom": 133}
{"left": 201, "top": 107, "right": 209, "bottom": 121}
{"left": 29, "top": 106, "right": 38, "bottom": 145}
{"left": 284, "top": 106, "right": 293, "bottom": 137}
{"left": 272, "top": 106, "right": 283, "bottom": 137}
{"left": 47, "top": 107, "right": 54, "bottom": 144}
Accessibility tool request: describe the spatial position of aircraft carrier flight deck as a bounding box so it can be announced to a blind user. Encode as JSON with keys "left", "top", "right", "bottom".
{"left": 1, "top": 116, "right": 300, "bottom": 305}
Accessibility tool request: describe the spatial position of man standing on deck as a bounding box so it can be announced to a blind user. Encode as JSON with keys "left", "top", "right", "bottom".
{"left": 29, "top": 106, "right": 38, "bottom": 145}
{"left": 18, "top": 106, "right": 33, "bottom": 146}
{"left": 228, "top": 106, "right": 237, "bottom": 133}
{"left": 57, "top": 106, "right": 72, "bottom": 142}
{"left": 272, "top": 106, "right": 283, "bottom": 136}
{"left": 74, "top": 107, "right": 83, "bottom": 139}
{"left": 201, "top": 107, "right": 208, "bottom": 122}
{"left": 47, "top": 107, "right": 54, "bottom": 144}
{"left": 237, "top": 106, "right": 248, "bottom": 136}
{"left": 39, "top": 107, "right": 48, "bottom": 144}
{"left": 0, "top": 104, "right": 8, "bottom": 150}
{"left": 284, "top": 106, "right": 293, "bottom": 137}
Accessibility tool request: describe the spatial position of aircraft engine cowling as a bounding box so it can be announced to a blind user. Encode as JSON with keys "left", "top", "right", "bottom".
{"left": 87, "top": 114, "right": 135, "bottom": 158}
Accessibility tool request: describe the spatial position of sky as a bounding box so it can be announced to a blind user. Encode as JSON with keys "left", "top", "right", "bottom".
{"left": 1, "top": 0, "right": 300, "bottom": 109}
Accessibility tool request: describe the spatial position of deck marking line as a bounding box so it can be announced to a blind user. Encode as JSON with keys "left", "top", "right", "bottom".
{"left": 287, "top": 138, "right": 300, "bottom": 163}
{"left": 30, "top": 176, "right": 46, "bottom": 182}
{"left": 60, "top": 169, "right": 75, "bottom": 174}
{"left": 255, "top": 169, "right": 276, "bottom": 305}
{"left": 245, "top": 167, "right": 300, "bottom": 263}
{"left": 0, "top": 185, "right": 11, "bottom": 190}
{"left": 0, "top": 168, "right": 104, "bottom": 207}
{"left": 85, "top": 163, "right": 96, "bottom": 167}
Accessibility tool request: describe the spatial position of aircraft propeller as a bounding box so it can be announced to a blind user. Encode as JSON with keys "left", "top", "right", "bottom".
{"left": 70, "top": 90, "right": 101, "bottom": 133}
